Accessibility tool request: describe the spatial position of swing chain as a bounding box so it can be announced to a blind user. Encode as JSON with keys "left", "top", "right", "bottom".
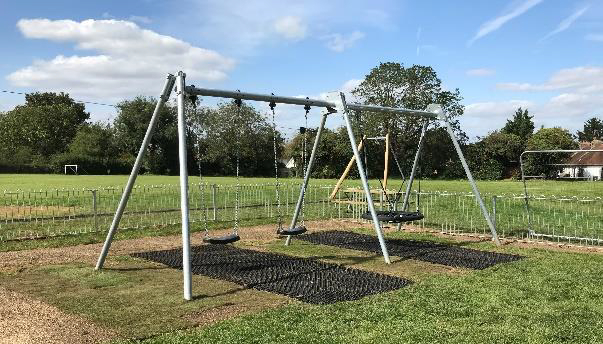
{"left": 301, "top": 103, "right": 310, "bottom": 225}
{"left": 270, "top": 96, "right": 283, "bottom": 231}
{"left": 233, "top": 96, "right": 242, "bottom": 235}
{"left": 190, "top": 97, "right": 210, "bottom": 238}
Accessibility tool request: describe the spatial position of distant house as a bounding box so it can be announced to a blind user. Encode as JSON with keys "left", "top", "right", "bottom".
{"left": 559, "top": 140, "right": 603, "bottom": 181}
{"left": 279, "top": 158, "right": 297, "bottom": 177}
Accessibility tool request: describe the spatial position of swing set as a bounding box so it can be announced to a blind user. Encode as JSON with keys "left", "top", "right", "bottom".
{"left": 330, "top": 118, "right": 430, "bottom": 224}
{"left": 94, "top": 72, "right": 501, "bottom": 300}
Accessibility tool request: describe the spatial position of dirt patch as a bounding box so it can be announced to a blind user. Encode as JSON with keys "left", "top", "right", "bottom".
{"left": 0, "top": 287, "right": 115, "bottom": 344}
{"left": 0, "top": 205, "right": 74, "bottom": 219}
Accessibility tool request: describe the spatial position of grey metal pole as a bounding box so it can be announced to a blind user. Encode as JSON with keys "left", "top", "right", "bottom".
{"left": 442, "top": 118, "right": 501, "bottom": 245}
{"left": 285, "top": 111, "right": 329, "bottom": 246}
{"left": 176, "top": 71, "right": 193, "bottom": 301}
{"left": 95, "top": 73, "right": 175, "bottom": 270}
{"left": 339, "top": 93, "right": 391, "bottom": 264}
{"left": 402, "top": 121, "right": 429, "bottom": 211}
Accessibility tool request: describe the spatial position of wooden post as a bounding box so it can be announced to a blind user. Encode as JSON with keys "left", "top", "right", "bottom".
{"left": 329, "top": 136, "right": 366, "bottom": 200}
{"left": 383, "top": 132, "right": 390, "bottom": 191}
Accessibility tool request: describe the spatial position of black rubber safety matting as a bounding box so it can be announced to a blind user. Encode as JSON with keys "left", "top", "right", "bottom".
{"left": 298, "top": 231, "right": 523, "bottom": 270}
{"left": 132, "top": 245, "right": 411, "bottom": 304}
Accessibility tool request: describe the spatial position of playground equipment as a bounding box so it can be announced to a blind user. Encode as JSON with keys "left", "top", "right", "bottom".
{"left": 270, "top": 100, "right": 310, "bottom": 236}
{"left": 95, "top": 72, "right": 500, "bottom": 300}
{"left": 198, "top": 99, "right": 243, "bottom": 245}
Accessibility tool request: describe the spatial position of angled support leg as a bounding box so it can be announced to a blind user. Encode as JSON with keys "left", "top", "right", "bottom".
{"left": 338, "top": 93, "right": 391, "bottom": 264}
{"left": 286, "top": 111, "right": 329, "bottom": 245}
{"left": 439, "top": 111, "right": 501, "bottom": 245}
{"left": 95, "top": 73, "right": 175, "bottom": 270}
{"left": 402, "top": 120, "right": 429, "bottom": 211}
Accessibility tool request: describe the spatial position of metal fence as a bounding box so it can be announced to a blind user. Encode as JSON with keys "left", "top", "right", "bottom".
{"left": 1, "top": 183, "right": 602, "bottom": 247}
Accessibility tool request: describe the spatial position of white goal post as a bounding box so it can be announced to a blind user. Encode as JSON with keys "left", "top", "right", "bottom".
{"left": 64, "top": 164, "right": 78, "bottom": 175}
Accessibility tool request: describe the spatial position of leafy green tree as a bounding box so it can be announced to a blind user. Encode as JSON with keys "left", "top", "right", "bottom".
{"left": 113, "top": 97, "right": 180, "bottom": 175}
{"left": 502, "top": 107, "right": 534, "bottom": 141}
{"left": 468, "top": 131, "right": 524, "bottom": 179}
{"left": 0, "top": 92, "right": 90, "bottom": 163}
{"left": 351, "top": 62, "right": 467, "bottom": 179}
{"left": 52, "top": 123, "right": 128, "bottom": 174}
{"left": 285, "top": 127, "right": 351, "bottom": 179}
{"left": 192, "top": 101, "right": 283, "bottom": 177}
{"left": 524, "top": 127, "right": 577, "bottom": 178}
{"left": 577, "top": 117, "right": 603, "bottom": 142}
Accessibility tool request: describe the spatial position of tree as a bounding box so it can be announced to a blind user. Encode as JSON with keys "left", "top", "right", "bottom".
{"left": 351, "top": 62, "right": 467, "bottom": 178}
{"left": 524, "top": 127, "right": 577, "bottom": 178}
{"left": 284, "top": 127, "right": 351, "bottom": 179}
{"left": 113, "top": 97, "right": 180, "bottom": 175}
{"left": 468, "top": 131, "right": 524, "bottom": 179}
{"left": 0, "top": 92, "right": 90, "bottom": 163}
{"left": 502, "top": 107, "right": 534, "bottom": 141}
{"left": 52, "top": 123, "right": 128, "bottom": 174}
{"left": 192, "top": 101, "right": 283, "bottom": 177}
{"left": 577, "top": 117, "right": 603, "bottom": 142}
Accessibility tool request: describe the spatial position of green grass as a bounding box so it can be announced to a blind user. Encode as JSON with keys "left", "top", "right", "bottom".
{"left": 2, "top": 228, "right": 602, "bottom": 343}
{"left": 2, "top": 173, "right": 602, "bottom": 197}
{"left": 122, "top": 239, "right": 603, "bottom": 343}
{"left": 3, "top": 173, "right": 603, "bottom": 250}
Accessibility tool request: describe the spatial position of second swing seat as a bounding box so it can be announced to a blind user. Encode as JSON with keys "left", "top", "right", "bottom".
{"left": 203, "top": 233, "right": 241, "bottom": 245}
{"left": 361, "top": 210, "right": 424, "bottom": 223}
{"left": 277, "top": 226, "right": 307, "bottom": 236}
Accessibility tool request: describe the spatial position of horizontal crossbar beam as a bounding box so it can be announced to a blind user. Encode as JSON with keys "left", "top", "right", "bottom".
{"left": 185, "top": 86, "right": 336, "bottom": 110}
{"left": 184, "top": 86, "right": 439, "bottom": 119}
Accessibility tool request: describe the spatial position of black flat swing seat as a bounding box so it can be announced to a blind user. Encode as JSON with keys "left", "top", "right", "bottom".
{"left": 361, "top": 210, "right": 424, "bottom": 223}
{"left": 277, "top": 226, "right": 307, "bottom": 236}
{"left": 203, "top": 233, "right": 241, "bottom": 245}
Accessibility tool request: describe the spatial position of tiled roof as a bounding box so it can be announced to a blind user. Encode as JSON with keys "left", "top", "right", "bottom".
{"left": 562, "top": 141, "right": 603, "bottom": 166}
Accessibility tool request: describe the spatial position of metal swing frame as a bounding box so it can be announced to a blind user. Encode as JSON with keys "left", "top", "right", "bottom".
{"left": 95, "top": 72, "right": 500, "bottom": 300}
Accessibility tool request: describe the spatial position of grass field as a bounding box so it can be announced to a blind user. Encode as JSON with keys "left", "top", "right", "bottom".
{"left": 1, "top": 225, "right": 602, "bottom": 343}
{"left": 2, "top": 173, "right": 603, "bottom": 197}
{"left": 2, "top": 173, "right": 603, "bottom": 249}
{"left": 2, "top": 173, "right": 603, "bottom": 343}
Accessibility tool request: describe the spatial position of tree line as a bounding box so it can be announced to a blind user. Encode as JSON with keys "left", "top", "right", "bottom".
{"left": 0, "top": 62, "right": 599, "bottom": 179}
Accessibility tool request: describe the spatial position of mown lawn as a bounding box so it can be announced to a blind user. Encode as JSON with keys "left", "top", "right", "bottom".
{"left": 2, "top": 226, "right": 602, "bottom": 343}
{"left": 122, "top": 240, "right": 603, "bottom": 344}
{"left": 2, "top": 173, "right": 602, "bottom": 197}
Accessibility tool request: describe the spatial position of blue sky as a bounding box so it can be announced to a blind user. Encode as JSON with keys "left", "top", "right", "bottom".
{"left": 1, "top": 0, "right": 602, "bottom": 140}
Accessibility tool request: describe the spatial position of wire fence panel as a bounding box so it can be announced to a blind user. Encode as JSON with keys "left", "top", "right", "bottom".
{"left": 1, "top": 184, "right": 602, "bottom": 247}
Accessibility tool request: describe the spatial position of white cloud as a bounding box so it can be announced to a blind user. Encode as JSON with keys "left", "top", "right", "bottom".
{"left": 466, "top": 68, "right": 496, "bottom": 77}
{"left": 497, "top": 67, "right": 603, "bottom": 92}
{"left": 7, "top": 19, "right": 235, "bottom": 100}
{"left": 461, "top": 100, "right": 535, "bottom": 139}
{"left": 323, "top": 31, "right": 365, "bottom": 52}
{"left": 540, "top": 6, "right": 589, "bottom": 42}
{"left": 468, "top": 0, "right": 543, "bottom": 46}
{"left": 273, "top": 16, "right": 307, "bottom": 40}
{"left": 183, "top": 0, "right": 399, "bottom": 55}
{"left": 341, "top": 79, "right": 362, "bottom": 94}
{"left": 586, "top": 33, "right": 603, "bottom": 41}
{"left": 464, "top": 66, "right": 603, "bottom": 138}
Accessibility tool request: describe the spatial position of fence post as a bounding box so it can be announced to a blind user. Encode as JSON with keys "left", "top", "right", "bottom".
{"left": 212, "top": 184, "right": 217, "bottom": 221}
{"left": 492, "top": 195, "right": 497, "bottom": 234}
{"left": 91, "top": 190, "right": 98, "bottom": 232}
